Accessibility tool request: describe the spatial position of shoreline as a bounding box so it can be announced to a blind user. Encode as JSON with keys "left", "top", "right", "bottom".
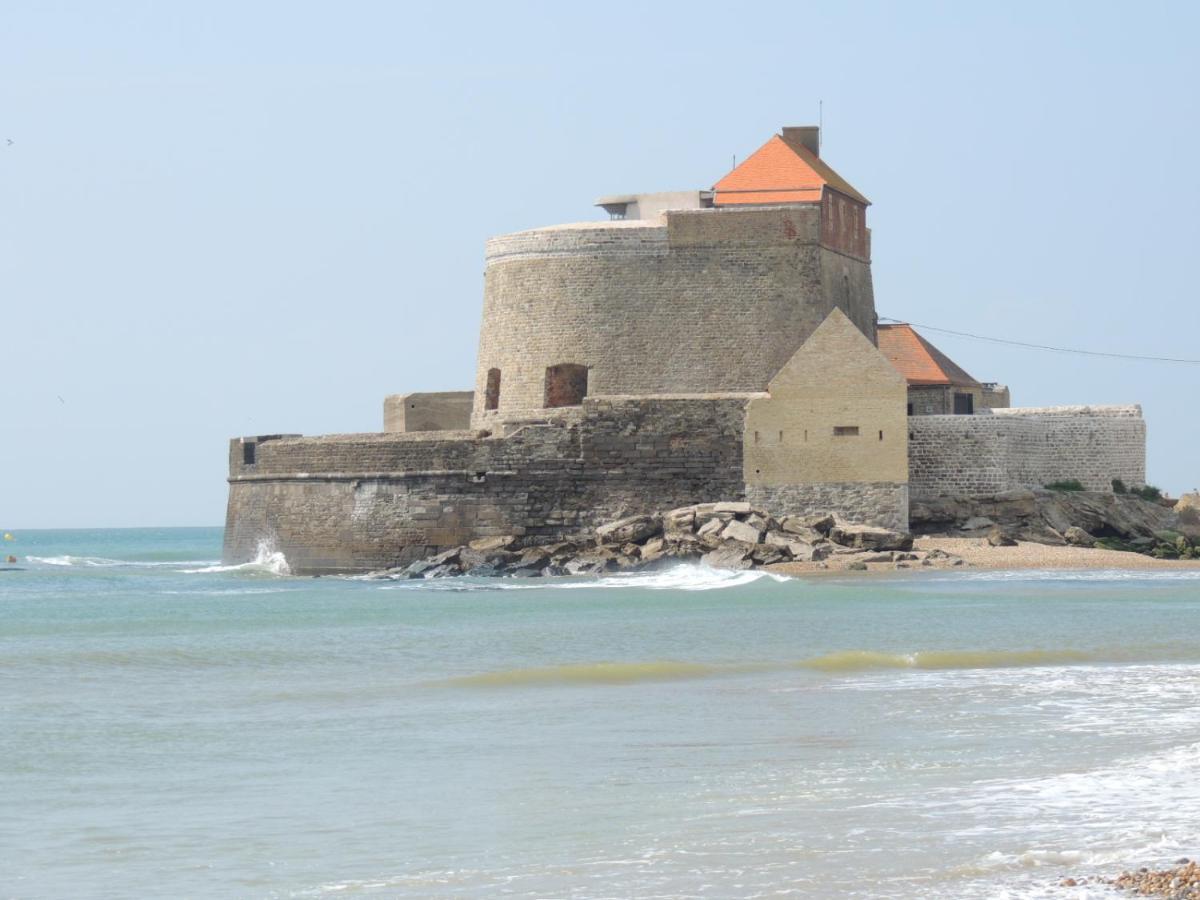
{"left": 770, "top": 537, "right": 1200, "bottom": 576}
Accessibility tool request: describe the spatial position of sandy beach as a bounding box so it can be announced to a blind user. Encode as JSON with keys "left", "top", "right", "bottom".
{"left": 771, "top": 537, "right": 1200, "bottom": 576}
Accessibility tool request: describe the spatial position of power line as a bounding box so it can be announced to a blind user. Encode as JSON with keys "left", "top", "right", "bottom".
{"left": 878, "top": 317, "right": 1200, "bottom": 365}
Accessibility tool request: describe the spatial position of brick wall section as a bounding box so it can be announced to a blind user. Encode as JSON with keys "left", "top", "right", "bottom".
{"left": 472, "top": 205, "right": 876, "bottom": 427}
{"left": 224, "top": 397, "right": 747, "bottom": 574}
{"left": 908, "top": 406, "right": 1146, "bottom": 497}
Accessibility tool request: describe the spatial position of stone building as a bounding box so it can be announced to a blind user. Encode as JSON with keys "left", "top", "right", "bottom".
{"left": 877, "top": 323, "right": 1010, "bottom": 415}
{"left": 223, "top": 126, "right": 1147, "bottom": 573}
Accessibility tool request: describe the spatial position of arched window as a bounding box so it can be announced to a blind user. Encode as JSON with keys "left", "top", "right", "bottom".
{"left": 544, "top": 364, "right": 588, "bottom": 408}
{"left": 484, "top": 368, "right": 501, "bottom": 411}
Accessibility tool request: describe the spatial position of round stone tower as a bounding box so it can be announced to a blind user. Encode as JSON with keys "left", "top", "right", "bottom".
{"left": 471, "top": 127, "right": 878, "bottom": 428}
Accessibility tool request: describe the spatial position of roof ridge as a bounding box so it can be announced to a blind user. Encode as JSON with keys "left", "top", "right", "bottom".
{"left": 776, "top": 133, "right": 870, "bottom": 205}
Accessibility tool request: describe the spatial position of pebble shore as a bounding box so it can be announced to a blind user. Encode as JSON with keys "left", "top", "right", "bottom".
{"left": 1060, "top": 859, "right": 1200, "bottom": 898}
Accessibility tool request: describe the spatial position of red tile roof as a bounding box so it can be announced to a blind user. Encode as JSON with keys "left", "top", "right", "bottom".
{"left": 712, "top": 133, "right": 869, "bottom": 206}
{"left": 876, "top": 324, "right": 980, "bottom": 387}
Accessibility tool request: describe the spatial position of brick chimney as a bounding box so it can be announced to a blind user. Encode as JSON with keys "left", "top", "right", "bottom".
{"left": 782, "top": 126, "right": 820, "bottom": 157}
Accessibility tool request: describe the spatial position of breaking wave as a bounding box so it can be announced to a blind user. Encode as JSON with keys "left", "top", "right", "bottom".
{"left": 797, "top": 648, "right": 1100, "bottom": 672}
{"left": 180, "top": 541, "right": 290, "bottom": 576}
{"left": 378, "top": 564, "right": 791, "bottom": 593}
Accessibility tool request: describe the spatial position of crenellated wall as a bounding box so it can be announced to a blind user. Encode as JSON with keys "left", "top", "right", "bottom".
{"left": 908, "top": 406, "right": 1146, "bottom": 497}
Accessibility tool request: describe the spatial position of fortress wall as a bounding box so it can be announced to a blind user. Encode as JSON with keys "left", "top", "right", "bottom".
{"left": 224, "top": 397, "right": 747, "bottom": 574}
{"left": 473, "top": 206, "right": 876, "bottom": 427}
{"left": 909, "top": 407, "right": 1146, "bottom": 497}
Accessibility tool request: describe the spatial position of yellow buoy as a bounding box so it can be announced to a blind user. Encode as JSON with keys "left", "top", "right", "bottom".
{"left": 3, "top": 533, "right": 12, "bottom": 541}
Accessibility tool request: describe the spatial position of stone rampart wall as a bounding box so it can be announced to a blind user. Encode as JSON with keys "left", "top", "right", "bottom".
{"left": 473, "top": 205, "right": 875, "bottom": 426}
{"left": 224, "top": 397, "right": 746, "bottom": 574}
{"left": 909, "top": 406, "right": 1146, "bottom": 497}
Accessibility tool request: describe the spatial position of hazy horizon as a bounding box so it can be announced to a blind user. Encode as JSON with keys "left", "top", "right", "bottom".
{"left": 2, "top": 1, "right": 1197, "bottom": 529}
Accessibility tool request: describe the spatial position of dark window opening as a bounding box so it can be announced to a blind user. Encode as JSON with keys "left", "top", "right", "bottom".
{"left": 879, "top": 430, "right": 884, "bottom": 441}
{"left": 485, "top": 368, "right": 501, "bottom": 411}
{"left": 907, "top": 403, "right": 914, "bottom": 416}
{"left": 954, "top": 393, "right": 975, "bottom": 415}
{"left": 544, "top": 363, "right": 588, "bottom": 408}
{"left": 242, "top": 442, "right": 256, "bottom": 465}
{"left": 833, "top": 426, "right": 860, "bottom": 437}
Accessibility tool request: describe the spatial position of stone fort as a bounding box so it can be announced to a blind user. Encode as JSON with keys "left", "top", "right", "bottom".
{"left": 224, "top": 126, "right": 1147, "bottom": 573}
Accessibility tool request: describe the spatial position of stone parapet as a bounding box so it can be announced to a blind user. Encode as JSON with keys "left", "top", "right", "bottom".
{"left": 986, "top": 404, "right": 1141, "bottom": 418}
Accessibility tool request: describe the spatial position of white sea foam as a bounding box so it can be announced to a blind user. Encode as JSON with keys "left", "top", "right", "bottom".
{"left": 180, "top": 541, "right": 290, "bottom": 576}
{"left": 957, "top": 568, "right": 1200, "bottom": 582}
{"left": 377, "top": 563, "right": 791, "bottom": 593}
{"left": 26, "top": 555, "right": 218, "bottom": 569}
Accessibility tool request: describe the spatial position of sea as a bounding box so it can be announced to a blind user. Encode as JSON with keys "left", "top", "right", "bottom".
{"left": 3, "top": 527, "right": 1200, "bottom": 899}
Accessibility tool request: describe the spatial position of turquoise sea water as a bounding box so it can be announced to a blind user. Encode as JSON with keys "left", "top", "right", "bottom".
{"left": 3, "top": 528, "right": 1200, "bottom": 899}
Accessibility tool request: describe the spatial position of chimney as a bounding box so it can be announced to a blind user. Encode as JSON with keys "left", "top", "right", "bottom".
{"left": 782, "top": 126, "right": 820, "bottom": 157}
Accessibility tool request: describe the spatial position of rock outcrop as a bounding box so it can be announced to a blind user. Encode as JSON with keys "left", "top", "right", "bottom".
{"left": 910, "top": 488, "right": 1193, "bottom": 556}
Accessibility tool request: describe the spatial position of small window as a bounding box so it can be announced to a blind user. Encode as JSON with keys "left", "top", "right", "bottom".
{"left": 879, "top": 430, "right": 884, "bottom": 441}
{"left": 485, "top": 368, "right": 501, "bottom": 411}
{"left": 544, "top": 363, "right": 588, "bottom": 408}
{"left": 833, "top": 426, "right": 859, "bottom": 437}
{"left": 954, "top": 393, "right": 975, "bottom": 415}
{"left": 242, "top": 442, "right": 256, "bottom": 465}
{"left": 907, "top": 403, "right": 914, "bottom": 416}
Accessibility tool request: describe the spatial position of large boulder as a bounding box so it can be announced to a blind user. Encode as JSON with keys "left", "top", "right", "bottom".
{"left": 595, "top": 514, "right": 661, "bottom": 546}
{"left": 829, "top": 524, "right": 913, "bottom": 552}
{"left": 701, "top": 542, "right": 755, "bottom": 571}
{"left": 721, "top": 519, "right": 763, "bottom": 545}
{"left": 781, "top": 513, "right": 835, "bottom": 535}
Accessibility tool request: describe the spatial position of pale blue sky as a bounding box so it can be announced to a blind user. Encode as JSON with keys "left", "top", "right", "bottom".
{"left": 2, "top": 1, "right": 1197, "bottom": 528}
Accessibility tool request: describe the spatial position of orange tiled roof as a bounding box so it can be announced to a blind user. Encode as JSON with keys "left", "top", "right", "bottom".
{"left": 876, "top": 324, "right": 980, "bottom": 387}
{"left": 712, "top": 133, "right": 869, "bottom": 206}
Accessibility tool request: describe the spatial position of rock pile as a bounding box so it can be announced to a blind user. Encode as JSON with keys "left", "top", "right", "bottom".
{"left": 370, "top": 503, "right": 964, "bottom": 579}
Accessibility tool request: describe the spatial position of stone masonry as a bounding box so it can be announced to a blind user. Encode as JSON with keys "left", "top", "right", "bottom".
{"left": 225, "top": 397, "right": 748, "bottom": 574}
{"left": 473, "top": 205, "right": 876, "bottom": 427}
{"left": 908, "top": 406, "right": 1146, "bottom": 497}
